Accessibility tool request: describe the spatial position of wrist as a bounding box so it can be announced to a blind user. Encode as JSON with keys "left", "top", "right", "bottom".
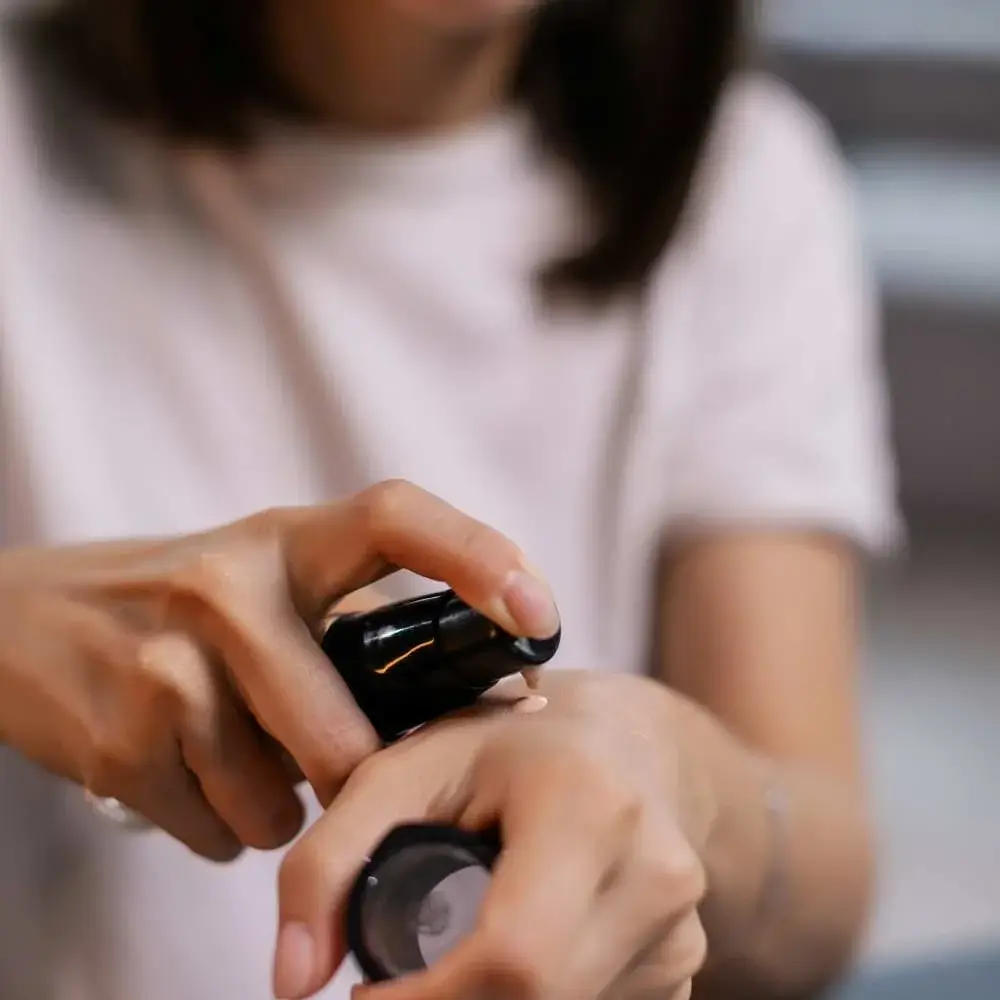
{"left": 527, "top": 672, "right": 727, "bottom": 847}
{"left": 526, "top": 672, "right": 785, "bottom": 960}
{"left": 523, "top": 672, "right": 775, "bottom": 890}
{"left": 665, "top": 696, "right": 779, "bottom": 961}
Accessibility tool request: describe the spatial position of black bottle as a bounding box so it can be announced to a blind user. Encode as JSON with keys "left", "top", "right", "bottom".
{"left": 346, "top": 823, "right": 502, "bottom": 983}
{"left": 321, "top": 589, "right": 560, "bottom": 743}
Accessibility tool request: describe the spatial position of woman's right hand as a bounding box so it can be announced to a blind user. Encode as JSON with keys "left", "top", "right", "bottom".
{"left": 0, "top": 480, "right": 559, "bottom": 862}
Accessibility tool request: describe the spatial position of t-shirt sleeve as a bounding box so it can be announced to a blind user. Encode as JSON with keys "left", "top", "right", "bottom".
{"left": 662, "top": 76, "right": 902, "bottom": 554}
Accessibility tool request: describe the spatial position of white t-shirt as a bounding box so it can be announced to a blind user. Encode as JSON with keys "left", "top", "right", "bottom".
{"left": 0, "top": 28, "right": 898, "bottom": 1000}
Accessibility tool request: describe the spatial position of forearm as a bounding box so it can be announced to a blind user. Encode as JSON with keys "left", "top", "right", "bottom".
{"left": 670, "top": 694, "right": 874, "bottom": 1000}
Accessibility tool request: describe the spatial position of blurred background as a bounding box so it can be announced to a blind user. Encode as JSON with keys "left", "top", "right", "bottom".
{"left": 761, "top": 0, "right": 1000, "bottom": 973}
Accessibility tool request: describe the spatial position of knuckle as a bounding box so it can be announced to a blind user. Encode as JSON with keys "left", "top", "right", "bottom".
{"left": 607, "top": 788, "right": 645, "bottom": 835}
{"left": 360, "top": 479, "right": 419, "bottom": 529}
{"left": 252, "top": 801, "right": 305, "bottom": 851}
{"left": 644, "top": 855, "right": 699, "bottom": 904}
{"left": 135, "top": 633, "right": 213, "bottom": 723}
{"left": 565, "top": 751, "right": 642, "bottom": 825}
{"left": 168, "top": 549, "right": 242, "bottom": 609}
{"left": 84, "top": 743, "right": 126, "bottom": 797}
{"left": 85, "top": 723, "right": 145, "bottom": 797}
{"left": 276, "top": 845, "right": 312, "bottom": 902}
{"left": 135, "top": 632, "right": 191, "bottom": 686}
{"left": 574, "top": 779, "right": 644, "bottom": 852}
{"left": 642, "top": 833, "right": 706, "bottom": 906}
{"left": 166, "top": 543, "right": 285, "bottom": 639}
{"left": 670, "top": 917, "right": 708, "bottom": 982}
{"left": 278, "top": 836, "right": 336, "bottom": 907}
{"left": 83, "top": 641, "right": 160, "bottom": 795}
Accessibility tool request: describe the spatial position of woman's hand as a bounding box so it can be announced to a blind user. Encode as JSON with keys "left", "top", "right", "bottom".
{"left": 274, "top": 671, "right": 718, "bottom": 1000}
{"left": 0, "top": 480, "right": 559, "bottom": 862}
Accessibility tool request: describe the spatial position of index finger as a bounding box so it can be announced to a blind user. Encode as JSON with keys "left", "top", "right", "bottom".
{"left": 202, "top": 593, "right": 381, "bottom": 808}
{"left": 359, "top": 772, "right": 627, "bottom": 1000}
{"left": 274, "top": 731, "right": 471, "bottom": 998}
{"left": 280, "top": 481, "right": 559, "bottom": 639}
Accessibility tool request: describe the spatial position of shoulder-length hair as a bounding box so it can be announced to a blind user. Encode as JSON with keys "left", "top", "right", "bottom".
{"left": 30, "top": 0, "right": 742, "bottom": 300}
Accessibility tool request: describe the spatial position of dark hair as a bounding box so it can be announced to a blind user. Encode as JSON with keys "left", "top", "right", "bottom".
{"left": 31, "top": 0, "right": 742, "bottom": 300}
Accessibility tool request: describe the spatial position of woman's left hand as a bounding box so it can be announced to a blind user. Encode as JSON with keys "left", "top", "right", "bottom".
{"left": 273, "top": 671, "right": 717, "bottom": 1000}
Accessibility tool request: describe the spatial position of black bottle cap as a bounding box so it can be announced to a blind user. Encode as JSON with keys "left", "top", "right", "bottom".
{"left": 346, "top": 823, "right": 502, "bottom": 983}
{"left": 321, "top": 589, "right": 560, "bottom": 743}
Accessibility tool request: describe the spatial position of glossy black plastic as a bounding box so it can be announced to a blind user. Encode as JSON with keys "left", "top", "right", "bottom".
{"left": 321, "top": 589, "right": 560, "bottom": 743}
{"left": 347, "top": 823, "right": 502, "bottom": 984}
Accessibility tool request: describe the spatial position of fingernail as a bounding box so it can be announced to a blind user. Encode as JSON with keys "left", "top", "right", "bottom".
{"left": 274, "top": 922, "right": 316, "bottom": 999}
{"left": 500, "top": 568, "right": 560, "bottom": 639}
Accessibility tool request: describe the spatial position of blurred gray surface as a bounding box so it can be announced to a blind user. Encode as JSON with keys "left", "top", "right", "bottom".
{"left": 760, "top": 20, "right": 1000, "bottom": 964}
{"left": 764, "top": 0, "right": 1000, "bottom": 59}
{"left": 764, "top": 0, "right": 1000, "bottom": 514}
{"left": 860, "top": 521, "right": 1000, "bottom": 966}
{"left": 851, "top": 144, "right": 1000, "bottom": 310}
{"left": 833, "top": 945, "right": 1000, "bottom": 1000}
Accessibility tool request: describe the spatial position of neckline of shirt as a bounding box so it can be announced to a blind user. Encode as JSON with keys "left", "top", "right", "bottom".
{"left": 237, "top": 106, "right": 540, "bottom": 199}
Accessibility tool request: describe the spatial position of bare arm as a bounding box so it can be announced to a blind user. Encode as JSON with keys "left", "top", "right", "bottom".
{"left": 270, "top": 529, "right": 874, "bottom": 1000}
{"left": 657, "top": 530, "right": 873, "bottom": 999}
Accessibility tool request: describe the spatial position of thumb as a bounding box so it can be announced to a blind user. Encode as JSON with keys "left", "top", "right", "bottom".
{"left": 274, "top": 732, "right": 471, "bottom": 999}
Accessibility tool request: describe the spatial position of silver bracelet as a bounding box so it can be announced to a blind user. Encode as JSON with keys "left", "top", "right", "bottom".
{"left": 756, "top": 776, "right": 793, "bottom": 924}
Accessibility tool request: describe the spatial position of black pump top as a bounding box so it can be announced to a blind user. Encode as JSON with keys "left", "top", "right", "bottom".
{"left": 321, "top": 589, "right": 560, "bottom": 743}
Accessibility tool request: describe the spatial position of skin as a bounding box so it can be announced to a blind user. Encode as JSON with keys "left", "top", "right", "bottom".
{"left": 274, "top": 537, "right": 870, "bottom": 1000}
{"left": 0, "top": 480, "right": 560, "bottom": 858}
{"left": 279, "top": 671, "right": 714, "bottom": 1000}
{"left": 262, "top": 3, "right": 874, "bottom": 999}
{"left": 660, "top": 534, "right": 872, "bottom": 999}
{"left": 1, "top": 3, "right": 874, "bottom": 1000}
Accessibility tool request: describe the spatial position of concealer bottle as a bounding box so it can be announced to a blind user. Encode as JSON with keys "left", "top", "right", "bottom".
{"left": 321, "top": 589, "right": 560, "bottom": 743}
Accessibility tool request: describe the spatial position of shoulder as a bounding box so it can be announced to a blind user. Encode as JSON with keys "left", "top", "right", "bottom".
{"left": 654, "top": 77, "right": 900, "bottom": 552}
{"left": 709, "top": 72, "right": 842, "bottom": 169}
{"left": 654, "top": 72, "right": 871, "bottom": 335}
{"left": 683, "top": 73, "right": 859, "bottom": 259}
{"left": 649, "top": 74, "right": 879, "bottom": 385}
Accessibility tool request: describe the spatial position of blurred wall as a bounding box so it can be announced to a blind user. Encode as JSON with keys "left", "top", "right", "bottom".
{"left": 764, "top": 0, "right": 1000, "bottom": 517}
{"left": 763, "top": 0, "right": 1000, "bottom": 970}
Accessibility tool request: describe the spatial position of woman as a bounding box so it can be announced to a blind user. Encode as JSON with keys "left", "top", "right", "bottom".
{"left": 0, "top": 1, "right": 898, "bottom": 999}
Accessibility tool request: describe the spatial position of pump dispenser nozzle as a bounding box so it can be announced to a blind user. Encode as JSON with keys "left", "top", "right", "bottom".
{"left": 321, "top": 589, "right": 560, "bottom": 743}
